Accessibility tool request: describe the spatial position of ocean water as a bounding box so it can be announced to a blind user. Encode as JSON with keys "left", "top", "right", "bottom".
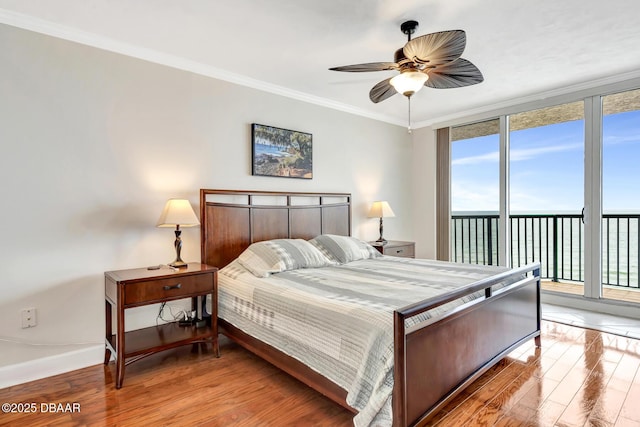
{"left": 254, "top": 143, "right": 292, "bottom": 158}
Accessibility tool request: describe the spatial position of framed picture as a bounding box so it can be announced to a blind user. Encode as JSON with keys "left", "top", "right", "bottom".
{"left": 251, "top": 123, "right": 312, "bottom": 179}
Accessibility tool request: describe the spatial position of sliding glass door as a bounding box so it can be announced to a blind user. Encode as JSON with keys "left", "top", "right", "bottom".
{"left": 509, "top": 102, "right": 585, "bottom": 295}
{"left": 601, "top": 88, "right": 640, "bottom": 302}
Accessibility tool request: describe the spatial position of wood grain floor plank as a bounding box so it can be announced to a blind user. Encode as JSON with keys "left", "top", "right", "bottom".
{"left": 556, "top": 340, "right": 621, "bottom": 425}
{"left": 427, "top": 358, "right": 512, "bottom": 425}
{"left": 464, "top": 353, "right": 545, "bottom": 426}
{"left": 527, "top": 399, "right": 567, "bottom": 426}
{"left": 615, "top": 417, "right": 640, "bottom": 427}
{"left": 434, "top": 359, "right": 526, "bottom": 426}
{"left": 1, "top": 321, "right": 640, "bottom": 427}
{"left": 618, "top": 382, "right": 640, "bottom": 422}
{"left": 494, "top": 405, "right": 537, "bottom": 427}
{"left": 589, "top": 386, "right": 627, "bottom": 426}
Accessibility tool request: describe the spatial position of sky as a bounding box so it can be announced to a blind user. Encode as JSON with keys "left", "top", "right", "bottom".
{"left": 451, "top": 110, "right": 640, "bottom": 213}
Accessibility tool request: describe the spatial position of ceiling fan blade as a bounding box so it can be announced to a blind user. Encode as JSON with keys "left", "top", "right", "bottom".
{"left": 403, "top": 30, "right": 466, "bottom": 66}
{"left": 369, "top": 78, "right": 397, "bottom": 103}
{"left": 425, "top": 58, "right": 484, "bottom": 89}
{"left": 329, "top": 62, "right": 398, "bottom": 72}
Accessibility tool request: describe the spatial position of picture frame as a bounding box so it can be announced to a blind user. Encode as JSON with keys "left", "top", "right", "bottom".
{"left": 251, "top": 123, "right": 313, "bottom": 179}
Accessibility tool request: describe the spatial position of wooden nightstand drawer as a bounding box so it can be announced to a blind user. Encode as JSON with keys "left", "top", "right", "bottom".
{"left": 385, "top": 243, "right": 414, "bottom": 258}
{"left": 124, "top": 273, "right": 213, "bottom": 305}
{"left": 370, "top": 240, "right": 416, "bottom": 258}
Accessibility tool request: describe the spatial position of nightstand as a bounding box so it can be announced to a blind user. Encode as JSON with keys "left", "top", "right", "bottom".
{"left": 104, "top": 263, "right": 218, "bottom": 388}
{"left": 370, "top": 240, "right": 415, "bottom": 258}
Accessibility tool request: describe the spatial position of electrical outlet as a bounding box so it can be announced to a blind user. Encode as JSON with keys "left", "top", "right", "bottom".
{"left": 21, "top": 308, "right": 37, "bottom": 328}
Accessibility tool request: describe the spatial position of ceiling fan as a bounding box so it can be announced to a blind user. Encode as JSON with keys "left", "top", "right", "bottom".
{"left": 329, "top": 20, "right": 483, "bottom": 130}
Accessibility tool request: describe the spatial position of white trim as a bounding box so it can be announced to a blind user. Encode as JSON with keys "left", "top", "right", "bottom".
{"left": 0, "top": 9, "right": 405, "bottom": 127}
{"left": 498, "top": 115, "right": 510, "bottom": 267}
{"left": 0, "top": 345, "right": 103, "bottom": 389}
{"left": 584, "top": 96, "right": 603, "bottom": 299}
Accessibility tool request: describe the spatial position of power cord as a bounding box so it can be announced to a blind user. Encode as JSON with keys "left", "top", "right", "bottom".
{"left": 156, "top": 302, "right": 194, "bottom": 326}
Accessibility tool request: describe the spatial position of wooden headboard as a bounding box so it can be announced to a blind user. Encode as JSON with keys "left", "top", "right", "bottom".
{"left": 199, "top": 189, "right": 352, "bottom": 268}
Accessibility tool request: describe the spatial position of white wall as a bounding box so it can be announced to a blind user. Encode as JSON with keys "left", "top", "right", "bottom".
{"left": 411, "top": 127, "right": 437, "bottom": 259}
{"left": 0, "top": 24, "right": 413, "bottom": 385}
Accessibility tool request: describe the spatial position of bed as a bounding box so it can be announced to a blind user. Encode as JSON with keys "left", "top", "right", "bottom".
{"left": 200, "top": 189, "right": 541, "bottom": 426}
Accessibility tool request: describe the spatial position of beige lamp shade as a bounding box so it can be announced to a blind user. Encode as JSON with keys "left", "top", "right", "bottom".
{"left": 157, "top": 199, "right": 199, "bottom": 268}
{"left": 367, "top": 201, "right": 396, "bottom": 218}
{"left": 156, "top": 199, "right": 200, "bottom": 228}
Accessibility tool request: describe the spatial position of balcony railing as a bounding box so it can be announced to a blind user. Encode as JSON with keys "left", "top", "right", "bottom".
{"left": 451, "top": 213, "right": 639, "bottom": 289}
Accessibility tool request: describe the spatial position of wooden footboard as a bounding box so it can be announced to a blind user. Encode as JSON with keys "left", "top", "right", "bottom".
{"left": 393, "top": 263, "right": 541, "bottom": 426}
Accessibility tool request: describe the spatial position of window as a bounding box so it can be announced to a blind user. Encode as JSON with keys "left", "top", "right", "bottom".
{"left": 450, "top": 119, "right": 500, "bottom": 265}
{"left": 602, "top": 88, "right": 640, "bottom": 294}
{"left": 509, "top": 102, "right": 584, "bottom": 284}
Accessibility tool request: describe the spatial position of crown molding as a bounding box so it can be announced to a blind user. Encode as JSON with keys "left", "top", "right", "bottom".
{"left": 0, "top": 9, "right": 406, "bottom": 128}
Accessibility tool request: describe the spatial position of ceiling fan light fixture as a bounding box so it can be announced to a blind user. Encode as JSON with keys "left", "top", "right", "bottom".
{"left": 390, "top": 71, "right": 428, "bottom": 97}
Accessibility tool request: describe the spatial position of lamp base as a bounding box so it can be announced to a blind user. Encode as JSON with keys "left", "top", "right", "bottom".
{"left": 169, "top": 227, "right": 188, "bottom": 268}
{"left": 376, "top": 217, "right": 388, "bottom": 245}
{"left": 169, "top": 260, "right": 189, "bottom": 268}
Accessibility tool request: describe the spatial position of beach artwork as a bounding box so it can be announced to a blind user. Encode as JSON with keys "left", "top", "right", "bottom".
{"left": 252, "top": 123, "right": 312, "bottom": 179}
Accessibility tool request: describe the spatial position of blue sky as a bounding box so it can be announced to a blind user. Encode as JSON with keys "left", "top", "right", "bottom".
{"left": 451, "top": 110, "right": 640, "bottom": 213}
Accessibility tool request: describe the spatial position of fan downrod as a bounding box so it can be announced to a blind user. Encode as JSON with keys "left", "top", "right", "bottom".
{"left": 400, "top": 20, "right": 419, "bottom": 40}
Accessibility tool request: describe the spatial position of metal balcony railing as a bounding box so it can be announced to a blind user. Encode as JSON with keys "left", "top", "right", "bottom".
{"left": 451, "top": 213, "right": 640, "bottom": 289}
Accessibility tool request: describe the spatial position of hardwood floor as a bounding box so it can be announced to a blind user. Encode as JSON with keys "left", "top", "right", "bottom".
{"left": 1, "top": 321, "right": 640, "bottom": 426}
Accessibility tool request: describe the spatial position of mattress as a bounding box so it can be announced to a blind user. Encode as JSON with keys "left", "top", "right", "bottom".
{"left": 209, "top": 256, "right": 513, "bottom": 426}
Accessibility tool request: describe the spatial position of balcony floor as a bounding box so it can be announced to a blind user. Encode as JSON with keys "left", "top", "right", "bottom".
{"left": 542, "top": 280, "right": 640, "bottom": 304}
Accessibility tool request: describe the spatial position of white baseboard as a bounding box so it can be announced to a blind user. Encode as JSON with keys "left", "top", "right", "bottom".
{"left": 541, "top": 291, "right": 640, "bottom": 320}
{"left": 0, "top": 345, "right": 104, "bottom": 389}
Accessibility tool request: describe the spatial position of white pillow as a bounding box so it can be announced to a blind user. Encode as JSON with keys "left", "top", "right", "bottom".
{"left": 309, "top": 234, "right": 381, "bottom": 264}
{"left": 237, "top": 239, "right": 335, "bottom": 278}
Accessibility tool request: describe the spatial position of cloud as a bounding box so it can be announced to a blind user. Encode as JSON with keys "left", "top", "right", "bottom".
{"left": 452, "top": 151, "right": 499, "bottom": 166}
{"left": 452, "top": 142, "right": 582, "bottom": 165}
{"left": 453, "top": 181, "right": 578, "bottom": 212}
{"left": 511, "top": 143, "right": 582, "bottom": 161}
{"left": 451, "top": 181, "right": 498, "bottom": 211}
{"left": 509, "top": 189, "right": 556, "bottom": 212}
{"left": 603, "top": 134, "right": 640, "bottom": 146}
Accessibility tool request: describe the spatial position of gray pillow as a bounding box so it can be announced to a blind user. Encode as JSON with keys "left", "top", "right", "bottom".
{"left": 309, "top": 234, "right": 381, "bottom": 264}
{"left": 237, "top": 239, "right": 336, "bottom": 277}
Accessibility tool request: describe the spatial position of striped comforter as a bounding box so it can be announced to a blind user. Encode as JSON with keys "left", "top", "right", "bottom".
{"left": 212, "top": 256, "right": 513, "bottom": 426}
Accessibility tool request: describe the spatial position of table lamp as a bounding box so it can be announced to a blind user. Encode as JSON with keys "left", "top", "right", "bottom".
{"left": 367, "top": 201, "right": 395, "bottom": 244}
{"left": 156, "top": 199, "right": 200, "bottom": 268}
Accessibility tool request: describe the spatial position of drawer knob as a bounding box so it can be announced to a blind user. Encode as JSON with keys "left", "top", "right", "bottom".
{"left": 396, "top": 249, "right": 403, "bottom": 253}
{"left": 163, "top": 283, "right": 182, "bottom": 291}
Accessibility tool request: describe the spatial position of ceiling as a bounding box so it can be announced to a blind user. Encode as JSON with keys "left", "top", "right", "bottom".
{"left": 2, "top": 0, "right": 640, "bottom": 128}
